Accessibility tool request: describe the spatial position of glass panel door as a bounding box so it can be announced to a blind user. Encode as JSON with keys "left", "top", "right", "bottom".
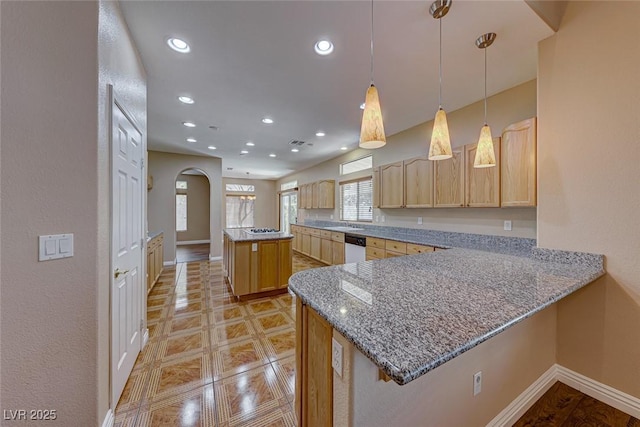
{"left": 280, "top": 192, "right": 298, "bottom": 234}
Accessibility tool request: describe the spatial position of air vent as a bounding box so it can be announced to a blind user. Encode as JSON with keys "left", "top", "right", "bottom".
{"left": 289, "top": 140, "right": 306, "bottom": 147}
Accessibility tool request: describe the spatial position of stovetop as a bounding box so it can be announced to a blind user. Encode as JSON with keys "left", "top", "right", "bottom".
{"left": 244, "top": 228, "right": 281, "bottom": 234}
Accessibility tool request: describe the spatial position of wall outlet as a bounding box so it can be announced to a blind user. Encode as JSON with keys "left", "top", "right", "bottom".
{"left": 375, "top": 215, "right": 379, "bottom": 223}
{"left": 503, "top": 220, "right": 512, "bottom": 231}
{"left": 332, "top": 338, "right": 343, "bottom": 377}
{"left": 473, "top": 371, "right": 482, "bottom": 396}
{"left": 417, "top": 217, "right": 423, "bottom": 225}
{"left": 330, "top": 214, "right": 334, "bottom": 220}
{"left": 381, "top": 215, "right": 386, "bottom": 223}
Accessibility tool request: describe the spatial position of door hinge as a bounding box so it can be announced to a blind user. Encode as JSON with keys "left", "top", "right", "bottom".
{"left": 141, "top": 158, "right": 145, "bottom": 168}
{"left": 141, "top": 238, "right": 144, "bottom": 248}
{"left": 140, "top": 319, "right": 144, "bottom": 330}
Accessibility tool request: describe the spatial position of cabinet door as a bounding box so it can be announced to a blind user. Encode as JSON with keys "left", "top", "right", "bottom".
{"left": 305, "top": 185, "right": 313, "bottom": 209}
{"left": 310, "top": 236, "right": 321, "bottom": 260}
{"left": 279, "top": 239, "right": 293, "bottom": 288}
{"left": 465, "top": 138, "right": 501, "bottom": 207}
{"left": 501, "top": 117, "right": 537, "bottom": 207}
{"left": 434, "top": 148, "right": 465, "bottom": 208}
{"left": 320, "top": 238, "right": 332, "bottom": 264}
{"left": 147, "top": 249, "right": 154, "bottom": 293}
{"left": 331, "top": 241, "right": 344, "bottom": 265}
{"left": 258, "top": 241, "right": 279, "bottom": 292}
{"left": 301, "top": 233, "right": 311, "bottom": 256}
{"left": 318, "top": 180, "right": 335, "bottom": 209}
{"left": 380, "top": 161, "right": 404, "bottom": 208}
{"left": 154, "top": 244, "right": 163, "bottom": 281}
{"left": 298, "top": 186, "right": 305, "bottom": 209}
{"left": 404, "top": 155, "right": 434, "bottom": 208}
{"left": 311, "top": 182, "right": 319, "bottom": 209}
{"left": 372, "top": 167, "right": 380, "bottom": 208}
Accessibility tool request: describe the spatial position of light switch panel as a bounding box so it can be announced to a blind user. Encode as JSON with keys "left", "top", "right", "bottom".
{"left": 39, "top": 234, "right": 74, "bottom": 261}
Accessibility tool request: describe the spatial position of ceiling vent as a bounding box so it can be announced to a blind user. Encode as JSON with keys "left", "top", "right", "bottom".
{"left": 289, "top": 140, "right": 306, "bottom": 147}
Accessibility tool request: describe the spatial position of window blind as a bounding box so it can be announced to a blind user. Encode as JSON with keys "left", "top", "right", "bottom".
{"left": 340, "top": 178, "right": 373, "bottom": 221}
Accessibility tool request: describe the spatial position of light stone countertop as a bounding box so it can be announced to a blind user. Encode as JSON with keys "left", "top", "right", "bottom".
{"left": 147, "top": 230, "right": 163, "bottom": 242}
{"left": 288, "top": 247, "right": 604, "bottom": 385}
{"left": 223, "top": 228, "right": 293, "bottom": 242}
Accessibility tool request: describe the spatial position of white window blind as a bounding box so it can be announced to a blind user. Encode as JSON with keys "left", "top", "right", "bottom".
{"left": 226, "top": 195, "right": 255, "bottom": 228}
{"left": 176, "top": 194, "right": 187, "bottom": 231}
{"left": 340, "top": 178, "right": 373, "bottom": 222}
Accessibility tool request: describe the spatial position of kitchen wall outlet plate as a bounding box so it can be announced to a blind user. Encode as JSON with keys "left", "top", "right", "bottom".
{"left": 332, "top": 337, "right": 343, "bottom": 377}
{"left": 504, "top": 220, "right": 512, "bottom": 231}
{"left": 418, "top": 217, "right": 423, "bottom": 225}
{"left": 473, "top": 371, "right": 482, "bottom": 396}
{"left": 251, "top": 243, "right": 258, "bottom": 251}
{"left": 330, "top": 214, "right": 334, "bottom": 220}
{"left": 381, "top": 215, "right": 386, "bottom": 223}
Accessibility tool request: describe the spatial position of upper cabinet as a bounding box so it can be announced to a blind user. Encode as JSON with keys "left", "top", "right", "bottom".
{"left": 434, "top": 148, "right": 465, "bottom": 208}
{"left": 317, "top": 180, "right": 335, "bottom": 209}
{"left": 380, "top": 161, "right": 404, "bottom": 208}
{"left": 501, "top": 118, "right": 537, "bottom": 207}
{"left": 298, "top": 180, "right": 335, "bottom": 209}
{"left": 372, "top": 167, "right": 380, "bottom": 208}
{"left": 404, "top": 155, "right": 434, "bottom": 208}
{"left": 465, "top": 138, "right": 501, "bottom": 207}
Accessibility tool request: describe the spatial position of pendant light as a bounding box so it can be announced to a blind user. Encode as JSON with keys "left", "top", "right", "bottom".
{"left": 473, "top": 32, "right": 497, "bottom": 168}
{"left": 428, "top": 0, "right": 453, "bottom": 161}
{"left": 359, "top": 0, "right": 386, "bottom": 149}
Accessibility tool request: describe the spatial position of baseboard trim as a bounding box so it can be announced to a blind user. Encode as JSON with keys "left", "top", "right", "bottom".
{"left": 163, "top": 259, "right": 176, "bottom": 267}
{"left": 488, "top": 364, "right": 640, "bottom": 426}
{"left": 142, "top": 328, "right": 149, "bottom": 348}
{"left": 209, "top": 255, "right": 222, "bottom": 261}
{"left": 101, "top": 409, "right": 114, "bottom": 427}
{"left": 487, "top": 364, "right": 558, "bottom": 427}
{"left": 177, "top": 240, "right": 210, "bottom": 245}
{"left": 556, "top": 365, "right": 640, "bottom": 419}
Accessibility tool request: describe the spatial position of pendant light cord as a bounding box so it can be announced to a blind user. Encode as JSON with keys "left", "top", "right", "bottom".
{"left": 370, "top": 0, "right": 374, "bottom": 85}
{"left": 483, "top": 46, "right": 487, "bottom": 125}
{"left": 438, "top": 16, "right": 442, "bottom": 108}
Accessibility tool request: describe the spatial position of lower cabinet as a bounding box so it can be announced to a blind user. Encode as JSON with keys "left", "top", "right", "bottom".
{"left": 293, "top": 226, "right": 346, "bottom": 266}
{"left": 147, "top": 233, "right": 164, "bottom": 294}
{"left": 320, "top": 238, "right": 332, "bottom": 265}
{"left": 331, "top": 240, "right": 344, "bottom": 265}
{"left": 310, "top": 235, "right": 321, "bottom": 260}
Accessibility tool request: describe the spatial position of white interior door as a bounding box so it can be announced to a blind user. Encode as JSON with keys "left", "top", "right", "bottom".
{"left": 111, "top": 91, "right": 144, "bottom": 407}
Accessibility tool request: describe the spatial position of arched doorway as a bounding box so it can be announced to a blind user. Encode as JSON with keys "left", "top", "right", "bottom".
{"left": 175, "top": 168, "right": 211, "bottom": 262}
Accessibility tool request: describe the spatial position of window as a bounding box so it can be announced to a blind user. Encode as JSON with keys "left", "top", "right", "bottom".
{"left": 340, "top": 178, "right": 373, "bottom": 222}
{"left": 176, "top": 194, "right": 187, "bottom": 231}
{"left": 176, "top": 180, "right": 188, "bottom": 190}
{"left": 226, "top": 195, "right": 255, "bottom": 228}
{"left": 280, "top": 180, "right": 298, "bottom": 191}
{"left": 340, "top": 155, "right": 373, "bottom": 175}
{"left": 225, "top": 183, "right": 255, "bottom": 192}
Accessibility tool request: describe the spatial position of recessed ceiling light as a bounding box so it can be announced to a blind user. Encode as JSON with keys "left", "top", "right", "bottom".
{"left": 186, "top": 138, "right": 197, "bottom": 143}
{"left": 246, "top": 142, "right": 255, "bottom": 146}
{"left": 360, "top": 103, "right": 366, "bottom": 110}
{"left": 262, "top": 117, "right": 274, "bottom": 124}
{"left": 183, "top": 121, "right": 196, "bottom": 128}
{"left": 178, "top": 96, "right": 194, "bottom": 104}
{"left": 167, "top": 38, "right": 190, "bottom": 53}
{"left": 269, "top": 153, "right": 276, "bottom": 158}
{"left": 240, "top": 150, "right": 249, "bottom": 154}
{"left": 315, "top": 131, "right": 325, "bottom": 137}
{"left": 314, "top": 40, "right": 334, "bottom": 56}
{"left": 208, "top": 146, "right": 216, "bottom": 150}
{"left": 340, "top": 146, "right": 348, "bottom": 151}
{"left": 291, "top": 148, "right": 299, "bottom": 153}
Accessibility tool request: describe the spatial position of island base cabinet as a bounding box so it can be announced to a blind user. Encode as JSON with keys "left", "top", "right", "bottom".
{"left": 296, "top": 300, "right": 333, "bottom": 427}
{"left": 147, "top": 233, "right": 164, "bottom": 294}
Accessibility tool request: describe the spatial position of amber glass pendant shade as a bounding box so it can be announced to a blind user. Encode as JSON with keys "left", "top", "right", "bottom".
{"left": 359, "top": 84, "right": 386, "bottom": 149}
{"left": 428, "top": 108, "right": 453, "bottom": 160}
{"left": 474, "top": 124, "right": 496, "bottom": 167}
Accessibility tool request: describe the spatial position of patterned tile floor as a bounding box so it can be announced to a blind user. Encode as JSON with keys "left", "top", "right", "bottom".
{"left": 114, "top": 253, "right": 324, "bottom": 427}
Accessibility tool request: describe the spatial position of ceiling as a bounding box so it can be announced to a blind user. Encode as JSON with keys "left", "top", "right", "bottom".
{"left": 120, "top": 1, "right": 553, "bottom": 180}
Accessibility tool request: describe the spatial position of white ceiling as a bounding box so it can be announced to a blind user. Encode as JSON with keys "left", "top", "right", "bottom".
{"left": 120, "top": 1, "right": 553, "bottom": 180}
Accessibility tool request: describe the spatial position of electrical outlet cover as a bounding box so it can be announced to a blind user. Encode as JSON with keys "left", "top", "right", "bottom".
{"left": 332, "top": 337, "right": 343, "bottom": 377}
{"left": 473, "top": 371, "right": 482, "bottom": 396}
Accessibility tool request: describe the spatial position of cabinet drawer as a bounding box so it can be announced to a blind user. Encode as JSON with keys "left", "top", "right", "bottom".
{"left": 366, "top": 237, "right": 385, "bottom": 249}
{"left": 385, "top": 240, "right": 407, "bottom": 254}
{"left": 406, "top": 243, "right": 434, "bottom": 255}
{"left": 331, "top": 232, "right": 345, "bottom": 243}
{"left": 385, "top": 250, "right": 404, "bottom": 258}
{"left": 434, "top": 247, "right": 447, "bottom": 251}
{"left": 366, "top": 247, "right": 385, "bottom": 259}
{"left": 320, "top": 230, "right": 332, "bottom": 239}
{"left": 309, "top": 228, "right": 321, "bottom": 237}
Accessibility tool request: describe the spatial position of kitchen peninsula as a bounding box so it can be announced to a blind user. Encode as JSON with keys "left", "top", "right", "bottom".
{"left": 289, "top": 238, "right": 604, "bottom": 426}
{"left": 223, "top": 228, "right": 293, "bottom": 299}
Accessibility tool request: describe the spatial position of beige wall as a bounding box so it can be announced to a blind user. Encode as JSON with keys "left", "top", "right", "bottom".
{"left": 1, "top": 1, "right": 147, "bottom": 424}
{"left": 148, "top": 151, "right": 223, "bottom": 262}
{"left": 176, "top": 174, "right": 210, "bottom": 242}
{"left": 277, "top": 80, "right": 538, "bottom": 238}
{"left": 350, "top": 306, "right": 557, "bottom": 426}
{"left": 222, "top": 177, "right": 278, "bottom": 229}
{"left": 538, "top": 1, "right": 640, "bottom": 398}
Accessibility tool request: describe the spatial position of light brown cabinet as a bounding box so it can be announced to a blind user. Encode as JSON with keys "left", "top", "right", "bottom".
{"left": 320, "top": 238, "right": 332, "bottom": 264}
{"left": 404, "top": 155, "right": 434, "bottom": 208}
{"left": 311, "top": 182, "right": 319, "bottom": 208}
{"left": 406, "top": 243, "right": 435, "bottom": 254}
{"left": 293, "top": 226, "right": 346, "bottom": 266}
{"left": 380, "top": 161, "right": 404, "bottom": 208}
{"left": 317, "top": 180, "right": 336, "bottom": 209}
{"left": 331, "top": 240, "right": 344, "bottom": 265}
{"left": 372, "top": 167, "right": 381, "bottom": 208}
{"left": 310, "top": 235, "right": 321, "bottom": 260}
{"left": 434, "top": 148, "right": 465, "bottom": 208}
{"left": 501, "top": 117, "right": 537, "bottom": 207}
{"left": 299, "top": 180, "right": 335, "bottom": 209}
{"left": 465, "top": 138, "right": 501, "bottom": 207}
{"left": 147, "top": 233, "right": 163, "bottom": 294}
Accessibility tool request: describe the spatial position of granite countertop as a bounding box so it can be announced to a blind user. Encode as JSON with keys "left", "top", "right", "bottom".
{"left": 224, "top": 228, "right": 293, "bottom": 242}
{"left": 147, "top": 230, "right": 163, "bottom": 242}
{"left": 295, "top": 223, "right": 535, "bottom": 257}
{"left": 288, "top": 247, "right": 604, "bottom": 385}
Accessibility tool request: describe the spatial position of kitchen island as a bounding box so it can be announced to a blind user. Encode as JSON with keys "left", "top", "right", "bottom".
{"left": 223, "top": 228, "right": 293, "bottom": 299}
{"left": 289, "top": 246, "right": 604, "bottom": 426}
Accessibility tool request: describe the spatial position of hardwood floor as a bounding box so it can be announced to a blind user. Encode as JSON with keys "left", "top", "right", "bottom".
{"left": 176, "top": 243, "right": 210, "bottom": 262}
{"left": 514, "top": 381, "right": 639, "bottom": 427}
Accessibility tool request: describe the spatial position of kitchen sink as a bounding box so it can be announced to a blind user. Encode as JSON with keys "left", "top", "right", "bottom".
{"left": 323, "top": 226, "right": 365, "bottom": 232}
